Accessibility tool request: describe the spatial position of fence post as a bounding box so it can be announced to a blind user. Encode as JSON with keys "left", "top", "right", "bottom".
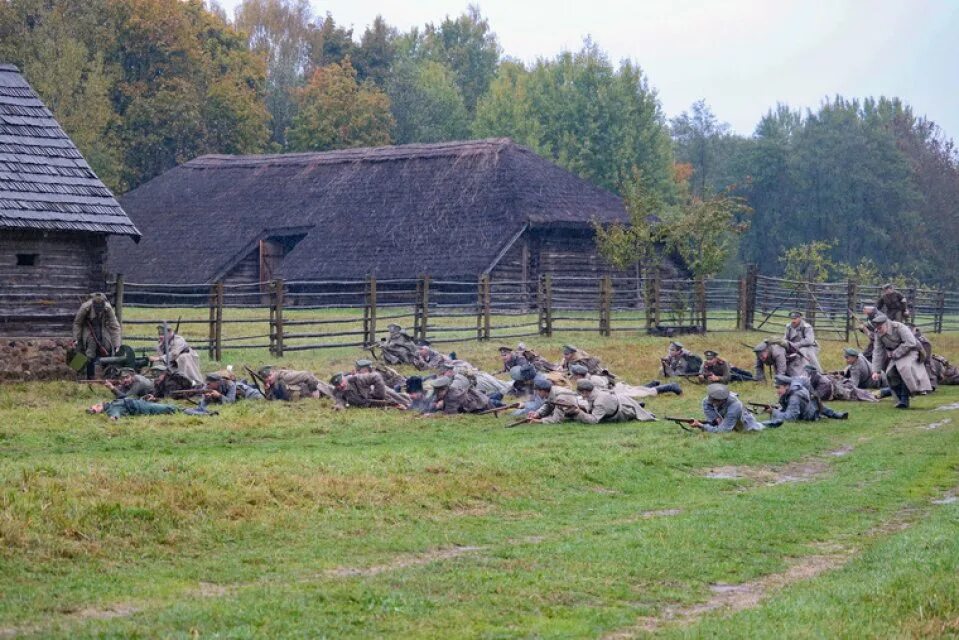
{"left": 745, "top": 265, "right": 759, "bottom": 330}
{"left": 599, "top": 275, "right": 612, "bottom": 337}
{"left": 208, "top": 283, "right": 217, "bottom": 360}
{"left": 364, "top": 275, "right": 377, "bottom": 345}
{"left": 414, "top": 275, "right": 430, "bottom": 342}
{"left": 695, "top": 276, "right": 707, "bottom": 332}
{"left": 113, "top": 274, "right": 124, "bottom": 324}
{"left": 935, "top": 290, "right": 945, "bottom": 334}
{"left": 736, "top": 276, "right": 746, "bottom": 331}
{"left": 906, "top": 286, "right": 917, "bottom": 324}
{"left": 653, "top": 268, "right": 662, "bottom": 328}
{"left": 845, "top": 280, "right": 857, "bottom": 343}
{"left": 477, "top": 274, "right": 491, "bottom": 341}
{"left": 214, "top": 282, "right": 224, "bottom": 362}
{"left": 269, "top": 279, "right": 284, "bottom": 357}
{"left": 482, "top": 275, "right": 491, "bottom": 341}
{"left": 538, "top": 274, "right": 553, "bottom": 336}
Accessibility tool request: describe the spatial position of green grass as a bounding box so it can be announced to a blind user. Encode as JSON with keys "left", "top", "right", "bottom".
{"left": 1, "top": 332, "right": 958, "bottom": 638}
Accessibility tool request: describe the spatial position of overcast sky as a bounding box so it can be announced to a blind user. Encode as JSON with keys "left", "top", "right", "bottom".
{"left": 218, "top": 0, "right": 959, "bottom": 140}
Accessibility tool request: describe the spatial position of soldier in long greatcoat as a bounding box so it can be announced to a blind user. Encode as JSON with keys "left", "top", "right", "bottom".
{"left": 784, "top": 311, "right": 821, "bottom": 372}
{"left": 72, "top": 292, "right": 122, "bottom": 378}
{"left": 870, "top": 313, "right": 933, "bottom": 408}
{"left": 152, "top": 325, "right": 203, "bottom": 385}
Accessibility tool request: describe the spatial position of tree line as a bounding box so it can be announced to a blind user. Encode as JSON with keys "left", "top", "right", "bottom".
{"left": 1, "top": 0, "right": 956, "bottom": 287}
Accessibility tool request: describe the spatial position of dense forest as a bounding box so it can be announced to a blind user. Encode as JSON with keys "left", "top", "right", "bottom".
{"left": 1, "top": 0, "right": 956, "bottom": 286}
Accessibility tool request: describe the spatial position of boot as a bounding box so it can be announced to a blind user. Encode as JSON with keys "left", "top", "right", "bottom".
{"left": 644, "top": 380, "right": 661, "bottom": 388}
{"left": 655, "top": 383, "right": 683, "bottom": 396}
{"left": 877, "top": 387, "right": 893, "bottom": 399}
{"left": 894, "top": 384, "right": 910, "bottom": 409}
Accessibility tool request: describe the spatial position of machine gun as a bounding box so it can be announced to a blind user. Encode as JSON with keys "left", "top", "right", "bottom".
{"left": 70, "top": 344, "right": 152, "bottom": 379}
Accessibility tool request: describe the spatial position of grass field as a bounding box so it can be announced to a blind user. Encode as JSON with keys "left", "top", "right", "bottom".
{"left": 2, "top": 331, "right": 958, "bottom": 638}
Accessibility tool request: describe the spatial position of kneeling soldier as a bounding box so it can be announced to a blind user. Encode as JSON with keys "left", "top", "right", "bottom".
{"left": 692, "top": 383, "right": 764, "bottom": 432}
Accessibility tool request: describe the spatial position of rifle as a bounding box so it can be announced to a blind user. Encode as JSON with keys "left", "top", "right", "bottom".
{"left": 478, "top": 402, "right": 521, "bottom": 416}
{"left": 363, "top": 343, "right": 381, "bottom": 362}
{"left": 244, "top": 365, "right": 266, "bottom": 398}
{"left": 174, "top": 315, "right": 182, "bottom": 334}
{"left": 506, "top": 417, "right": 537, "bottom": 428}
{"left": 846, "top": 307, "right": 863, "bottom": 348}
{"left": 661, "top": 357, "right": 669, "bottom": 378}
{"left": 664, "top": 416, "right": 701, "bottom": 432}
{"left": 747, "top": 401, "right": 775, "bottom": 414}
{"left": 169, "top": 388, "right": 211, "bottom": 398}
{"left": 73, "top": 379, "right": 120, "bottom": 385}
{"left": 162, "top": 320, "right": 170, "bottom": 370}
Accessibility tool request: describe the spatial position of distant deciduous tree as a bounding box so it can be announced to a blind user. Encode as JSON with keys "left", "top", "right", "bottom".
{"left": 287, "top": 59, "right": 393, "bottom": 151}
{"left": 387, "top": 59, "right": 469, "bottom": 144}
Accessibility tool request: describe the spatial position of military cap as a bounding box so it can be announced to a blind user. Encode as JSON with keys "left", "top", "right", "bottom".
{"left": 405, "top": 376, "right": 424, "bottom": 393}
{"left": 205, "top": 372, "right": 222, "bottom": 382}
{"left": 387, "top": 323, "right": 402, "bottom": 331}
{"left": 562, "top": 344, "right": 577, "bottom": 354}
{"left": 516, "top": 342, "right": 527, "bottom": 351}
{"left": 844, "top": 348, "right": 860, "bottom": 357}
{"left": 257, "top": 365, "right": 274, "bottom": 378}
{"left": 498, "top": 346, "right": 513, "bottom": 353}
{"left": 704, "top": 350, "right": 718, "bottom": 358}
{"left": 576, "top": 379, "right": 595, "bottom": 392}
{"left": 118, "top": 367, "right": 136, "bottom": 376}
{"left": 871, "top": 312, "right": 889, "bottom": 325}
{"left": 355, "top": 359, "right": 373, "bottom": 369}
{"left": 803, "top": 363, "right": 818, "bottom": 372}
{"left": 569, "top": 364, "right": 589, "bottom": 376}
{"left": 669, "top": 341, "right": 684, "bottom": 350}
{"left": 774, "top": 374, "right": 793, "bottom": 386}
{"left": 789, "top": 311, "right": 803, "bottom": 318}
{"left": 533, "top": 377, "right": 552, "bottom": 391}
{"left": 882, "top": 283, "right": 893, "bottom": 290}
{"left": 430, "top": 376, "right": 451, "bottom": 388}
{"left": 329, "top": 372, "right": 345, "bottom": 386}
{"left": 706, "top": 383, "right": 730, "bottom": 401}
{"left": 416, "top": 339, "right": 431, "bottom": 347}
{"left": 752, "top": 341, "right": 769, "bottom": 352}
{"left": 149, "top": 363, "right": 168, "bottom": 372}
{"left": 156, "top": 324, "right": 169, "bottom": 334}
{"left": 90, "top": 292, "right": 107, "bottom": 300}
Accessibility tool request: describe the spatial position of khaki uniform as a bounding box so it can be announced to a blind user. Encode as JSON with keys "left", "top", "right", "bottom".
{"left": 872, "top": 321, "right": 933, "bottom": 394}
{"left": 535, "top": 387, "right": 586, "bottom": 424}
{"left": 844, "top": 354, "right": 876, "bottom": 389}
{"left": 268, "top": 369, "right": 333, "bottom": 401}
{"left": 334, "top": 372, "right": 408, "bottom": 408}
{"left": 877, "top": 290, "right": 908, "bottom": 322}
{"left": 413, "top": 348, "right": 446, "bottom": 371}
{"left": 112, "top": 374, "right": 155, "bottom": 400}
{"left": 699, "top": 359, "right": 731, "bottom": 384}
{"left": 663, "top": 349, "right": 700, "bottom": 377}
{"left": 564, "top": 349, "right": 604, "bottom": 376}
{"left": 755, "top": 342, "right": 803, "bottom": 381}
{"left": 381, "top": 331, "right": 417, "bottom": 365}
{"left": 156, "top": 334, "right": 203, "bottom": 385}
{"left": 73, "top": 299, "right": 121, "bottom": 358}
{"left": 575, "top": 389, "right": 655, "bottom": 424}
{"left": 784, "top": 321, "right": 821, "bottom": 371}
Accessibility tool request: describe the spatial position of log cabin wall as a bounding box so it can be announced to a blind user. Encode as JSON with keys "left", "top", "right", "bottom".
{"left": 0, "top": 230, "right": 108, "bottom": 336}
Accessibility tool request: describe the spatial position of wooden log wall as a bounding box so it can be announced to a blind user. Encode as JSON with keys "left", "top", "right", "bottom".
{"left": 0, "top": 230, "right": 108, "bottom": 336}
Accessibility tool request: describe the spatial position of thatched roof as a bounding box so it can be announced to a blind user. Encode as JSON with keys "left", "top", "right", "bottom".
{"left": 108, "top": 138, "right": 627, "bottom": 283}
{"left": 0, "top": 64, "right": 139, "bottom": 238}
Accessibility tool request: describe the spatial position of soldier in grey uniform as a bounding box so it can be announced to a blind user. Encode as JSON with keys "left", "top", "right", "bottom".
{"left": 661, "top": 341, "right": 701, "bottom": 377}
{"left": 152, "top": 324, "right": 203, "bottom": 385}
{"left": 784, "top": 311, "right": 821, "bottom": 372}
{"left": 757, "top": 375, "right": 819, "bottom": 426}
{"left": 842, "top": 348, "right": 879, "bottom": 389}
{"left": 753, "top": 339, "right": 802, "bottom": 381}
{"left": 426, "top": 375, "right": 492, "bottom": 414}
{"left": 355, "top": 359, "right": 406, "bottom": 394}
{"left": 692, "top": 383, "right": 764, "bottom": 433}
{"left": 413, "top": 344, "right": 448, "bottom": 371}
{"left": 196, "top": 372, "right": 265, "bottom": 412}
{"left": 105, "top": 367, "right": 154, "bottom": 399}
{"left": 259, "top": 366, "right": 333, "bottom": 401}
{"left": 571, "top": 379, "right": 656, "bottom": 424}
{"left": 870, "top": 313, "right": 933, "bottom": 408}
{"left": 379, "top": 324, "right": 417, "bottom": 365}
{"left": 72, "top": 292, "right": 122, "bottom": 379}
{"left": 561, "top": 345, "right": 605, "bottom": 376}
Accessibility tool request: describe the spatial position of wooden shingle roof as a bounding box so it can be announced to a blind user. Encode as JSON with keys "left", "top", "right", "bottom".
{"left": 109, "top": 138, "right": 627, "bottom": 283}
{"left": 0, "top": 64, "right": 139, "bottom": 238}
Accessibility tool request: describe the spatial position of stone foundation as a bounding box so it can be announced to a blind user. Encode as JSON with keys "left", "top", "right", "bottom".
{"left": 0, "top": 338, "right": 75, "bottom": 382}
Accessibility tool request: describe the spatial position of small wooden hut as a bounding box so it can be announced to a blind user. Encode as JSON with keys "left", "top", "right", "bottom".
{"left": 109, "top": 139, "right": 677, "bottom": 291}
{"left": 0, "top": 64, "right": 140, "bottom": 337}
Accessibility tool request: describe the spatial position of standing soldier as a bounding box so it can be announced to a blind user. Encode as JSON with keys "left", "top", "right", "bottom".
{"left": 72, "top": 292, "right": 122, "bottom": 379}
{"left": 784, "top": 311, "right": 821, "bottom": 371}
{"left": 379, "top": 324, "right": 417, "bottom": 365}
{"left": 876, "top": 284, "right": 909, "bottom": 322}
{"left": 870, "top": 313, "right": 933, "bottom": 408}
{"left": 152, "top": 324, "right": 203, "bottom": 385}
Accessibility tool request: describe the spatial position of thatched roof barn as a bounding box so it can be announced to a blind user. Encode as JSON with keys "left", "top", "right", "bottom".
{"left": 109, "top": 139, "right": 658, "bottom": 288}
{"left": 0, "top": 63, "right": 139, "bottom": 337}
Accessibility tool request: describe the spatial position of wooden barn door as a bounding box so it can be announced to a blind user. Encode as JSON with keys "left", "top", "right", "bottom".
{"left": 259, "top": 239, "right": 284, "bottom": 299}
